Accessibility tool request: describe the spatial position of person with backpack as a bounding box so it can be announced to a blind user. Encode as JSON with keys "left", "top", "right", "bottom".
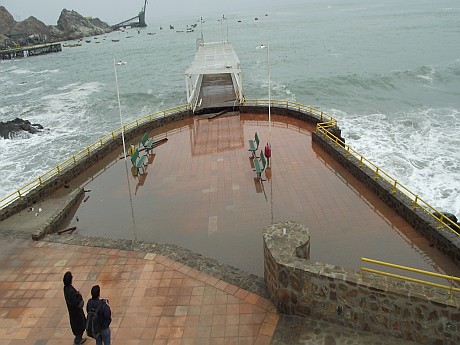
{"left": 63, "top": 271, "right": 87, "bottom": 345}
{"left": 86, "top": 285, "right": 112, "bottom": 345}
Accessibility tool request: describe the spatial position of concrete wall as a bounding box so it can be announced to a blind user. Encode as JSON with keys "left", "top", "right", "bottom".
{"left": 264, "top": 221, "right": 460, "bottom": 344}
{"left": 0, "top": 110, "right": 192, "bottom": 221}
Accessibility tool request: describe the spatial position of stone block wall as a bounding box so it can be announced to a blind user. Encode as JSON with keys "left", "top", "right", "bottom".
{"left": 0, "top": 109, "right": 192, "bottom": 221}
{"left": 264, "top": 221, "right": 460, "bottom": 344}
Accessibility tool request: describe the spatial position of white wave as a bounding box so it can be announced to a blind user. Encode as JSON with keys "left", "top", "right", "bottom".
{"left": 331, "top": 107, "right": 460, "bottom": 218}
{"left": 10, "top": 68, "right": 31, "bottom": 75}
{"left": 35, "top": 69, "right": 60, "bottom": 74}
{"left": 3, "top": 86, "right": 44, "bottom": 99}
{"left": 416, "top": 75, "right": 433, "bottom": 83}
{"left": 0, "top": 81, "right": 107, "bottom": 199}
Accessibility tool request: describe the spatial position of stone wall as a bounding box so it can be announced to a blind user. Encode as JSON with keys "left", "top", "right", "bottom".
{"left": 264, "top": 221, "right": 460, "bottom": 344}
{"left": 0, "top": 109, "right": 192, "bottom": 221}
{"left": 312, "top": 131, "right": 460, "bottom": 266}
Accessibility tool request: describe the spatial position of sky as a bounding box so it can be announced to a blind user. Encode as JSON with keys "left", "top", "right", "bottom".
{"left": 0, "top": 0, "right": 306, "bottom": 26}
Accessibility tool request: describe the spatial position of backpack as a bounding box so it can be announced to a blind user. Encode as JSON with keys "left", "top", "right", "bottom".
{"left": 86, "top": 301, "right": 103, "bottom": 338}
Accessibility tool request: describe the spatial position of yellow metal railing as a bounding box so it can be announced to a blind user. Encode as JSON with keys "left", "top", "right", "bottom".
{"left": 0, "top": 104, "right": 190, "bottom": 210}
{"left": 243, "top": 99, "right": 337, "bottom": 125}
{"left": 361, "top": 258, "right": 460, "bottom": 300}
{"left": 2, "top": 99, "right": 459, "bottom": 239}
{"left": 316, "top": 121, "right": 460, "bottom": 236}
{"left": 243, "top": 99, "right": 460, "bottom": 235}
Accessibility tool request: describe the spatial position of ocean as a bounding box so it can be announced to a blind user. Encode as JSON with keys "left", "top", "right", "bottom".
{"left": 1, "top": 0, "right": 459, "bottom": 218}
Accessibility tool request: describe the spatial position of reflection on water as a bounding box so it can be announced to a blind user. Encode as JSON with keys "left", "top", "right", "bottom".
{"left": 66, "top": 113, "right": 460, "bottom": 283}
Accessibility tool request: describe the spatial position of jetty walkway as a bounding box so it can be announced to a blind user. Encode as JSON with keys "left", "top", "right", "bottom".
{"left": 0, "top": 43, "right": 62, "bottom": 60}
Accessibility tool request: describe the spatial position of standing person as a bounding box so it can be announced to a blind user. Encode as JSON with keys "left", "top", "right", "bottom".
{"left": 87, "top": 285, "right": 112, "bottom": 345}
{"left": 264, "top": 142, "right": 272, "bottom": 167}
{"left": 63, "top": 271, "right": 86, "bottom": 345}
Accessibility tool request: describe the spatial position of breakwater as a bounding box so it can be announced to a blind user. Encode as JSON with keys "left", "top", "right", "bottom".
{"left": 0, "top": 43, "right": 62, "bottom": 60}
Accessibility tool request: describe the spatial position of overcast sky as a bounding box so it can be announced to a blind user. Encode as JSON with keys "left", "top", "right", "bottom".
{"left": 1, "top": 0, "right": 306, "bottom": 25}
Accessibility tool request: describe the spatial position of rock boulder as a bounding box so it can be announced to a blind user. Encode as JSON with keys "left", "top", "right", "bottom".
{"left": 56, "top": 9, "right": 111, "bottom": 40}
{"left": 0, "top": 118, "right": 44, "bottom": 139}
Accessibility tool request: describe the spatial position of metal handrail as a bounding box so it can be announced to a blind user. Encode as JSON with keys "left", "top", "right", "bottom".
{"left": 361, "top": 257, "right": 460, "bottom": 300}
{"left": 0, "top": 103, "right": 190, "bottom": 210}
{"left": 316, "top": 122, "right": 460, "bottom": 236}
{"left": 243, "top": 98, "right": 337, "bottom": 124}
{"left": 244, "top": 98, "right": 460, "bottom": 235}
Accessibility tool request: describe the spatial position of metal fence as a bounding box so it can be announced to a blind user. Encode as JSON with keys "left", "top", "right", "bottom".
{"left": 0, "top": 104, "right": 190, "bottom": 210}
{"left": 315, "top": 121, "right": 460, "bottom": 236}
{"left": 361, "top": 257, "right": 460, "bottom": 300}
{"left": 2, "top": 99, "right": 459, "bottom": 239}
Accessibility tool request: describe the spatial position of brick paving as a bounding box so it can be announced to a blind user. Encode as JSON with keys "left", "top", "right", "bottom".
{"left": 1, "top": 112, "right": 459, "bottom": 345}
{"left": 0, "top": 237, "right": 278, "bottom": 345}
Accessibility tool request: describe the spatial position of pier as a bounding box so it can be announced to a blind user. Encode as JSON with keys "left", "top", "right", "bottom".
{"left": 0, "top": 39, "right": 459, "bottom": 344}
{"left": 0, "top": 103, "right": 459, "bottom": 344}
{"left": 0, "top": 42, "right": 62, "bottom": 60}
{"left": 112, "top": 0, "right": 148, "bottom": 29}
{"left": 185, "top": 41, "right": 243, "bottom": 113}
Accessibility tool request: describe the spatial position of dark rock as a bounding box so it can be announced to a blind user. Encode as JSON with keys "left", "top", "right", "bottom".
{"left": 0, "top": 6, "right": 15, "bottom": 33}
{"left": 0, "top": 118, "right": 44, "bottom": 139}
{"left": 0, "top": 6, "right": 112, "bottom": 46}
{"left": 433, "top": 212, "right": 457, "bottom": 224}
{"left": 56, "top": 9, "right": 112, "bottom": 40}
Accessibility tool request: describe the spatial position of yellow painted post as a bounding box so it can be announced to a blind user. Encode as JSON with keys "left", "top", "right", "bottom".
{"left": 111, "top": 132, "right": 115, "bottom": 139}
{"left": 392, "top": 181, "right": 397, "bottom": 194}
{"left": 73, "top": 156, "right": 76, "bottom": 164}
{"left": 437, "top": 214, "right": 444, "bottom": 229}
{"left": 100, "top": 139, "right": 103, "bottom": 146}
{"left": 375, "top": 167, "right": 379, "bottom": 180}
{"left": 320, "top": 111, "right": 323, "bottom": 121}
{"left": 57, "top": 165, "right": 61, "bottom": 176}
{"left": 39, "top": 177, "right": 43, "bottom": 186}
{"left": 413, "top": 195, "right": 419, "bottom": 209}
{"left": 87, "top": 147, "right": 90, "bottom": 155}
{"left": 359, "top": 157, "right": 363, "bottom": 168}
{"left": 18, "top": 190, "right": 22, "bottom": 199}
{"left": 309, "top": 105, "right": 312, "bottom": 114}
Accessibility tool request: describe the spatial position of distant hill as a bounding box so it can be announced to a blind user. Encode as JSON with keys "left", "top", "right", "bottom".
{"left": 0, "top": 6, "right": 112, "bottom": 47}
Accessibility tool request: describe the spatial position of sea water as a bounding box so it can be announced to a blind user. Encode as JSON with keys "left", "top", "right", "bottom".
{"left": 0, "top": 0, "right": 459, "bottom": 217}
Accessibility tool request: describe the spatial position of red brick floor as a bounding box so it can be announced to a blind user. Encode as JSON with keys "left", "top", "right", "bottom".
{"left": 65, "top": 113, "right": 460, "bottom": 281}
{"left": 0, "top": 238, "right": 278, "bottom": 345}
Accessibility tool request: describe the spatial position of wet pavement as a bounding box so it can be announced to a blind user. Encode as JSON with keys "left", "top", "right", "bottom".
{"left": 61, "top": 114, "right": 460, "bottom": 280}
{"left": 0, "top": 112, "right": 457, "bottom": 344}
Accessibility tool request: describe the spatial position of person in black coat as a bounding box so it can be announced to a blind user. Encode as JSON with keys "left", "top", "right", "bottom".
{"left": 87, "top": 285, "right": 112, "bottom": 345}
{"left": 63, "top": 271, "right": 86, "bottom": 344}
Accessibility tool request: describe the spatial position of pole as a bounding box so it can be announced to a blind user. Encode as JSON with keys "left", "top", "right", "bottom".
{"left": 114, "top": 59, "right": 127, "bottom": 161}
{"left": 221, "top": 15, "right": 224, "bottom": 43}
{"left": 268, "top": 42, "right": 271, "bottom": 144}
{"left": 113, "top": 59, "right": 136, "bottom": 239}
